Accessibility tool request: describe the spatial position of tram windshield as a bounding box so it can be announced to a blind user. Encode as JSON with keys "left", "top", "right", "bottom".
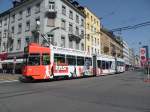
{"left": 24, "top": 53, "right": 40, "bottom": 66}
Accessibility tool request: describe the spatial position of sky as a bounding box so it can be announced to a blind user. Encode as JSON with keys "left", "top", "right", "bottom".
{"left": 0, "top": 0, "right": 150, "bottom": 55}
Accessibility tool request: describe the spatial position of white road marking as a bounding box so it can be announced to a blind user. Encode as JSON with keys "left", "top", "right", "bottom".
{"left": 0, "top": 80, "right": 19, "bottom": 84}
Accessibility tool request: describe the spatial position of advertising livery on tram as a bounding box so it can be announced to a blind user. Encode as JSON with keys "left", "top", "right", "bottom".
{"left": 21, "top": 43, "right": 125, "bottom": 81}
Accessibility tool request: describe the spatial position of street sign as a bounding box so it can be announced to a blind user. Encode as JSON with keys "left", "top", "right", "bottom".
{"left": 140, "top": 48, "right": 147, "bottom": 64}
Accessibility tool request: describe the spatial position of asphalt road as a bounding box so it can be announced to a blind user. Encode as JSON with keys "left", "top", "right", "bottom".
{"left": 0, "top": 71, "right": 150, "bottom": 112}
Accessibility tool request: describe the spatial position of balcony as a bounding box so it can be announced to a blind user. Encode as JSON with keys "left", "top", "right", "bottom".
{"left": 68, "top": 33, "right": 82, "bottom": 43}
{"left": 45, "top": 10, "right": 57, "bottom": 19}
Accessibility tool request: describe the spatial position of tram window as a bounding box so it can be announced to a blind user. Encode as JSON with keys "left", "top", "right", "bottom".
{"left": 117, "top": 61, "right": 120, "bottom": 66}
{"left": 102, "top": 61, "right": 106, "bottom": 69}
{"left": 54, "top": 54, "right": 65, "bottom": 64}
{"left": 106, "top": 61, "right": 109, "bottom": 69}
{"left": 28, "top": 53, "right": 40, "bottom": 66}
{"left": 109, "top": 61, "right": 112, "bottom": 69}
{"left": 120, "top": 62, "right": 124, "bottom": 66}
{"left": 77, "top": 56, "right": 84, "bottom": 66}
{"left": 42, "top": 54, "right": 50, "bottom": 65}
{"left": 97, "top": 60, "right": 102, "bottom": 68}
{"left": 97, "top": 60, "right": 100, "bottom": 68}
{"left": 66, "top": 55, "right": 76, "bottom": 65}
{"left": 85, "top": 57, "right": 92, "bottom": 66}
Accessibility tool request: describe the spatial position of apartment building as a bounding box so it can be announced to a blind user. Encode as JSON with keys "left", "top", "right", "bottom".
{"left": 84, "top": 7, "right": 101, "bottom": 55}
{"left": 100, "top": 28, "right": 123, "bottom": 58}
{"left": 0, "top": 0, "right": 85, "bottom": 61}
{"left": 123, "top": 40, "right": 130, "bottom": 69}
{"left": 129, "top": 48, "right": 135, "bottom": 67}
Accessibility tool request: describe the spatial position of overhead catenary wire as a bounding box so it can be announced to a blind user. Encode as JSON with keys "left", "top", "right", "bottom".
{"left": 110, "top": 21, "right": 150, "bottom": 32}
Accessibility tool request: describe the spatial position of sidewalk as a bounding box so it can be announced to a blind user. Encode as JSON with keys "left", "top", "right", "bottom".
{"left": 0, "top": 73, "right": 20, "bottom": 81}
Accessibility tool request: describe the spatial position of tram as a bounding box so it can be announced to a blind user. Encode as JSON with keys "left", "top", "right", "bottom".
{"left": 21, "top": 43, "right": 125, "bottom": 81}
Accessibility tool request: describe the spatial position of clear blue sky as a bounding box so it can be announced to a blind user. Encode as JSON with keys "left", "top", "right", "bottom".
{"left": 0, "top": 0, "right": 150, "bottom": 55}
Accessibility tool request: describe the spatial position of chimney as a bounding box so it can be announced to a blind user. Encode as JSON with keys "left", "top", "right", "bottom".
{"left": 12, "top": 0, "right": 21, "bottom": 7}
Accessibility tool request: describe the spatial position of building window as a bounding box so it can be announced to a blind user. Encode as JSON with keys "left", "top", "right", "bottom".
{"left": 95, "top": 49, "right": 97, "bottom": 54}
{"left": 11, "top": 26, "right": 14, "bottom": 34}
{"left": 86, "top": 13, "right": 89, "bottom": 18}
{"left": 75, "top": 26, "right": 79, "bottom": 36}
{"left": 49, "top": 1, "right": 55, "bottom": 11}
{"left": 3, "top": 30, "right": 7, "bottom": 38}
{"left": 61, "top": 19, "right": 66, "bottom": 30}
{"left": 18, "top": 24, "right": 22, "bottom": 34}
{"left": 91, "top": 26, "right": 93, "bottom": 32}
{"left": 2, "top": 42, "right": 6, "bottom": 52}
{"left": 91, "top": 16, "right": 93, "bottom": 21}
{"left": 76, "top": 15, "right": 79, "bottom": 23}
{"left": 0, "top": 20, "right": 2, "bottom": 27}
{"left": 94, "top": 18, "right": 96, "bottom": 23}
{"left": 11, "top": 14, "right": 15, "bottom": 23}
{"left": 69, "top": 39, "right": 73, "bottom": 49}
{"left": 98, "top": 50, "right": 99, "bottom": 54}
{"left": 61, "top": 36, "right": 65, "bottom": 48}
{"left": 9, "top": 39, "right": 14, "bottom": 51}
{"left": 35, "top": 3, "right": 41, "bottom": 13}
{"left": 81, "top": 30, "right": 84, "bottom": 38}
{"left": 87, "top": 34, "right": 90, "bottom": 41}
{"left": 17, "top": 39, "right": 21, "bottom": 50}
{"left": 4, "top": 18, "right": 7, "bottom": 26}
{"left": 0, "top": 31, "right": 2, "bottom": 38}
{"left": 92, "top": 47, "right": 94, "bottom": 54}
{"left": 91, "top": 36, "right": 93, "bottom": 45}
{"left": 81, "top": 43, "right": 84, "bottom": 51}
{"left": 47, "top": 18, "right": 55, "bottom": 27}
{"left": 69, "top": 10, "right": 73, "bottom": 19}
{"left": 94, "top": 27, "right": 96, "bottom": 33}
{"left": 81, "top": 19, "right": 84, "bottom": 27}
{"left": 18, "top": 11, "right": 22, "bottom": 20}
{"left": 87, "top": 23, "right": 90, "bottom": 29}
{"left": 62, "top": 5, "right": 66, "bottom": 15}
{"left": 26, "top": 21, "right": 30, "bottom": 31}
{"left": 47, "top": 34, "right": 54, "bottom": 44}
{"left": 69, "top": 23, "right": 73, "bottom": 33}
{"left": 88, "top": 46, "right": 90, "bottom": 53}
{"left": 76, "top": 42, "right": 79, "bottom": 50}
{"left": 95, "top": 38, "right": 96, "bottom": 45}
{"left": 35, "top": 17, "right": 40, "bottom": 30}
{"left": 26, "top": 7, "right": 31, "bottom": 17}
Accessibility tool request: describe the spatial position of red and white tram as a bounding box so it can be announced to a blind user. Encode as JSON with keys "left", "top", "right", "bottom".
{"left": 21, "top": 43, "right": 125, "bottom": 81}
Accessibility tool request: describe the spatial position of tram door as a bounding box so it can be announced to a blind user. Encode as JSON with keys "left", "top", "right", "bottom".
{"left": 93, "top": 55, "right": 97, "bottom": 76}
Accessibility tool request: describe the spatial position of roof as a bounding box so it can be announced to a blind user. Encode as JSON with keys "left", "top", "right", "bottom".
{"left": 101, "top": 27, "right": 123, "bottom": 46}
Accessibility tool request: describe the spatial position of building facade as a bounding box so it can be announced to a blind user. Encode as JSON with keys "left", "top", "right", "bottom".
{"left": 129, "top": 48, "right": 135, "bottom": 67}
{"left": 100, "top": 28, "right": 123, "bottom": 58}
{"left": 123, "top": 40, "right": 130, "bottom": 69}
{"left": 84, "top": 7, "right": 101, "bottom": 55}
{"left": 0, "top": 0, "right": 85, "bottom": 60}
